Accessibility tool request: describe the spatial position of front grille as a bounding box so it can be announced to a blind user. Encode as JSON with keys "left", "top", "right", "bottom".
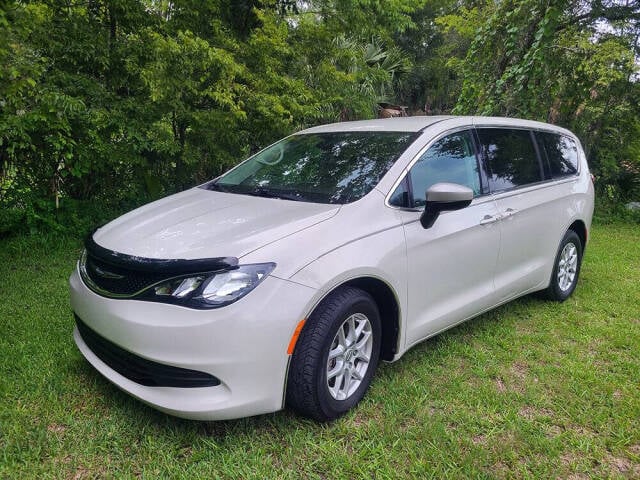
{"left": 79, "top": 232, "right": 239, "bottom": 299}
{"left": 75, "top": 315, "right": 221, "bottom": 388}
{"left": 85, "top": 255, "right": 166, "bottom": 296}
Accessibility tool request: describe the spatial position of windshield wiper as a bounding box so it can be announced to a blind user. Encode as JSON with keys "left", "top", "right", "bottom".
{"left": 246, "top": 186, "right": 310, "bottom": 202}
{"left": 204, "top": 182, "right": 312, "bottom": 202}
{"left": 203, "top": 181, "right": 230, "bottom": 192}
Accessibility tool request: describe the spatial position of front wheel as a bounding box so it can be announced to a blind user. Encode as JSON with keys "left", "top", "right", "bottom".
{"left": 286, "top": 287, "right": 381, "bottom": 421}
{"left": 543, "top": 229, "right": 583, "bottom": 301}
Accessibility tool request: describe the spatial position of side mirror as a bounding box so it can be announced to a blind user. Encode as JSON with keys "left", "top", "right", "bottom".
{"left": 420, "top": 182, "right": 474, "bottom": 229}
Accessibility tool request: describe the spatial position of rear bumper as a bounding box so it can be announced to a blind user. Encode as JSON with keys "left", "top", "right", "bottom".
{"left": 70, "top": 266, "right": 316, "bottom": 420}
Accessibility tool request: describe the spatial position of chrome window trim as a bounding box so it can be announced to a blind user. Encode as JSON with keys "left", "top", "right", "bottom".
{"left": 488, "top": 176, "right": 578, "bottom": 201}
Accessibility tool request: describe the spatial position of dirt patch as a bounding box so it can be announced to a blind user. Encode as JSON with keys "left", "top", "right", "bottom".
{"left": 557, "top": 453, "right": 591, "bottom": 480}
{"left": 472, "top": 434, "right": 486, "bottom": 445}
{"left": 510, "top": 362, "right": 528, "bottom": 381}
{"left": 420, "top": 404, "right": 440, "bottom": 417}
{"left": 177, "top": 446, "right": 193, "bottom": 459}
{"left": 560, "top": 452, "right": 580, "bottom": 467}
{"left": 628, "top": 444, "right": 640, "bottom": 456}
{"left": 569, "top": 425, "right": 596, "bottom": 438}
{"left": 515, "top": 322, "right": 534, "bottom": 335}
{"left": 398, "top": 416, "right": 417, "bottom": 432}
{"left": 545, "top": 424, "right": 563, "bottom": 438}
{"left": 487, "top": 461, "right": 510, "bottom": 478}
{"left": 47, "top": 423, "right": 67, "bottom": 434}
{"left": 67, "top": 463, "right": 106, "bottom": 480}
{"left": 603, "top": 455, "right": 640, "bottom": 473}
{"left": 349, "top": 411, "right": 371, "bottom": 428}
{"left": 507, "top": 361, "right": 535, "bottom": 393}
{"left": 495, "top": 377, "right": 507, "bottom": 393}
{"left": 69, "top": 466, "right": 89, "bottom": 480}
{"left": 518, "top": 406, "right": 553, "bottom": 420}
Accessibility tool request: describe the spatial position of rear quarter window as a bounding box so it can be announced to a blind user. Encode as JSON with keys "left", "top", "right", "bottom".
{"left": 537, "top": 132, "right": 579, "bottom": 178}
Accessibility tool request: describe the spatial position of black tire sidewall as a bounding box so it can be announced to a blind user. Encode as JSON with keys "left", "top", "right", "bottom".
{"left": 314, "top": 294, "right": 382, "bottom": 419}
{"left": 549, "top": 230, "right": 583, "bottom": 301}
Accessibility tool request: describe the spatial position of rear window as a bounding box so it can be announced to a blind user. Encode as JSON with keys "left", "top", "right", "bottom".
{"left": 537, "top": 132, "right": 579, "bottom": 178}
{"left": 476, "top": 128, "right": 542, "bottom": 192}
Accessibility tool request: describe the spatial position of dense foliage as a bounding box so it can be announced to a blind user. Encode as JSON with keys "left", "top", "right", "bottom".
{"left": 1, "top": 0, "right": 639, "bottom": 234}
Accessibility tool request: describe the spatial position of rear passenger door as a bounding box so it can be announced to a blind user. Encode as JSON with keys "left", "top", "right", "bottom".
{"left": 475, "top": 127, "right": 561, "bottom": 300}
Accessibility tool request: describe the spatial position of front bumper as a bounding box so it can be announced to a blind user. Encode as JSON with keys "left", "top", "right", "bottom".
{"left": 70, "top": 267, "right": 316, "bottom": 420}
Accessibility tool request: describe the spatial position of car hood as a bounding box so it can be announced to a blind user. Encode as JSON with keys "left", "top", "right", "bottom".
{"left": 92, "top": 188, "right": 340, "bottom": 260}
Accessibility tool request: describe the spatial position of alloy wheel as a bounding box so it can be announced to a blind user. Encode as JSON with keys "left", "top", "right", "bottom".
{"left": 326, "top": 313, "right": 373, "bottom": 401}
{"left": 557, "top": 242, "right": 578, "bottom": 292}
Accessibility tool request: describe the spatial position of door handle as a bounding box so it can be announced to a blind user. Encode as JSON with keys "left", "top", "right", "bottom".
{"left": 479, "top": 214, "right": 500, "bottom": 225}
{"left": 502, "top": 207, "right": 518, "bottom": 218}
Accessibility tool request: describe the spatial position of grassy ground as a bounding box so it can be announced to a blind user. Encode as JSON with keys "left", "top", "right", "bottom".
{"left": 0, "top": 223, "right": 638, "bottom": 479}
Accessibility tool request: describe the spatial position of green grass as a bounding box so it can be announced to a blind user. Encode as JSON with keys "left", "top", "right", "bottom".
{"left": 1, "top": 224, "right": 639, "bottom": 479}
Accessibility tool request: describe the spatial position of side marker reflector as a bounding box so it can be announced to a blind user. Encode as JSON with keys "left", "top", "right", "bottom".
{"left": 287, "top": 319, "right": 307, "bottom": 355}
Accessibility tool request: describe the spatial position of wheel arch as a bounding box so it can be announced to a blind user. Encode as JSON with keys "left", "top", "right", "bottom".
{"left": 567, "top": 219, "right": 587, "bottom": 252}
{"left": 341, "top": 277, "right": 400, "bottom": 361}
{"left": 299, "top": 276, "right": 402, "bottom": 362}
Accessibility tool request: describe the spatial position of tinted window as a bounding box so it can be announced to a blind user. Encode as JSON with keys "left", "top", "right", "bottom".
{"left": 405, "top": 131, "right": 481, "bottom": 207}
{"left": 538, "top": 132, "right": 578, "bottom": 178}
{"left": 208, "top": 132, "right": 417, "bottom": 204}
{"left": 477, "top": 128, "right": 542, "bottom": 192}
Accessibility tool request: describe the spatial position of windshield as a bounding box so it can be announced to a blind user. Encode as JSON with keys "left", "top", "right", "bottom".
{"left": 203, "top": 131, "right": 418, "bottom": 204}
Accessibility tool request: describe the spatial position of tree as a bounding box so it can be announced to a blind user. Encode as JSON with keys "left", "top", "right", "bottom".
{"left": 449, "top": 0, "right": 640, "bottom": 199}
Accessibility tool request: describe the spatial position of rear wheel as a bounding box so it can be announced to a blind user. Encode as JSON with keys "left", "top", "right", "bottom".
{"left": 543, "top": 230, "right": 583, "bottom": 301}
{"left": 286, "top": 287, "right": 381, "bottom": 421}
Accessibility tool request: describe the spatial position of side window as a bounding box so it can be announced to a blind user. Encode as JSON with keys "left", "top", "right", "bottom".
{"left": 407, "top": 131, "right": 481, "bottom": 207}
{"left": 476, "top": 128, "right": 542, "bottom": 192}
{"left": 538, "top": 132, "right": 579, "bottom": 178}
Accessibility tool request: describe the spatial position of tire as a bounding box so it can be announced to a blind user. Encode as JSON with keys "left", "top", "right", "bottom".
{"left": 286, "top": 286, "right": 381, "bottom": 422}
{"left": 542, "top": 229, "right": 583, "bottom": 301}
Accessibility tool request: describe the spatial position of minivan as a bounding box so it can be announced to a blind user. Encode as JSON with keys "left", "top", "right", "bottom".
{"left": 70, "top": 116, "right": 594, "bottom": 421}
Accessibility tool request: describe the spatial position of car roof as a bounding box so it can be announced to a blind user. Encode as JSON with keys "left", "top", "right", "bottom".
{"left": 297, "top": 116, "right": 577, "bottom": 138}
{"left": 299, "top": 116, "right": 454, "bottom": 133}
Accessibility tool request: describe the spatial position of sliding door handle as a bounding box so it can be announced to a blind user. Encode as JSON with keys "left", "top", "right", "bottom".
{"left": 502, "top": 207, "right": 518, "bottom": 218}
{"left": 479, "top": 214, "right": 500, "bottom": 225}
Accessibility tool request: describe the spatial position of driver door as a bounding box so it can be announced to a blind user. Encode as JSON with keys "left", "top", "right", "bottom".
{"left": 391, "top": 130, "right": 501, "bottom": 347}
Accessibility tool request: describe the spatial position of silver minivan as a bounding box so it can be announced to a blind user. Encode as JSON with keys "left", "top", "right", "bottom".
{"left": 71, "top": 116, "right": 594, "bottom": 421}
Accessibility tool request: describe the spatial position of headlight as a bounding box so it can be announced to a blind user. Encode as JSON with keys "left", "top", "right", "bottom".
{"left": 144, "top": 263, "right": 276, "bottom": 309}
